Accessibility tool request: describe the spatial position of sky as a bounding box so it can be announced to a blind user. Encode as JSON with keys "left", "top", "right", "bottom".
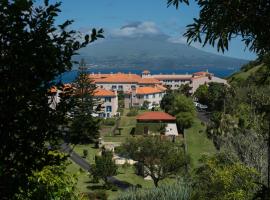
{"left": 47, "top": 0, "right": 256, "bottom": 60}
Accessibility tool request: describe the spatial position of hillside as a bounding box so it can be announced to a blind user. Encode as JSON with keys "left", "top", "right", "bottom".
{"left": 75, "top": 34, "right": 248, "bottom": 71}
{"left": 227, "top": 61, "right": 269, "bottom": 85}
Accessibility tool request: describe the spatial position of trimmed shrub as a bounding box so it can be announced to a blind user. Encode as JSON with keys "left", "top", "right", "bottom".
{"left": 102, "top": 118, "right": 116, "bottom": 126}
{"left": 83, "top": 149, "right": 88, "bottom": 158}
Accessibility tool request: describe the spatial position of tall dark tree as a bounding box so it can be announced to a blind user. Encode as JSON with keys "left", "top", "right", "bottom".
{"left": 69, "top": 59, "right": 100, "bottom": 144}
{"left": 0, "top": 0, "right": 103, "bottom": 198}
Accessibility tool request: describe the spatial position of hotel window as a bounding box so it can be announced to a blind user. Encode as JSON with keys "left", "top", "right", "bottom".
{"left": 118, "top": 85, "right": 123, "bottom": 90}
{"left": 145, "top": 94, "right": 149, "bottom": 99}
{"left": 159, "top": 93, "right": 162, "bottom": 97}
{"left": 105, "top": 97, "right": 111, "bottom": 102}
{"left": 131, "top": 85, "right": 136, "bottom": 89}
{"left": 153, "top": 94, "right": 155, "bottom": 98}
{"left": 112, "top": 85, "right": 117, "bottom": 90}
{"left": 106, "top": 106, "right": 112, "bottom": 112}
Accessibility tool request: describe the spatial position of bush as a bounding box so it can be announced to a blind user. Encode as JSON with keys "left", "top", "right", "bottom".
{"left": 102, "top": 118, "right": 116, "bottom": 126}
{"left": 87, "top": 190, "right": 108, "bottom": 200}
{"left": 83, "top": 149, "right": 88, "bottom": 158}
{"left": 126, "top": 109, "right": 138, "bottom": 116}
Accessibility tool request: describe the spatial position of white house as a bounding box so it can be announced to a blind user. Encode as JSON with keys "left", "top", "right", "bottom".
{"left": 93, "top": 88, "right": 118, "bottom": 118}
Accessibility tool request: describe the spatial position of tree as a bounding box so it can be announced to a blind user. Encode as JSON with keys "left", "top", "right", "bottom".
{"left": 167, "top": 0, "right": 270, "bottom": 55}
{"left": 69, "top": 59, "right": 100, "bottom": 144}
{"left": 191, "top": 153, "right": 260, "bottom": 200}
{"left": 121, "top": 136, "right": 189, "bottom": 187}
{"left": 90, "top": 150, "right": 118, "bottom": 188}
{"left": 160, "top": 91, "right": 175, "bottom": 113}
{"left": 193, "top": 84, "right": 209, "bottom": 105}
{"left": 15, "top": 152, "right": 81, "bottom": 200}
{"left": 169, "top": 94, "right": 196, "bottom": 135}
{"left": 0, "top": 0, "right": 103, "bottom": 198}
{"left": 178, "top": 83, "right": 192, "bottom": 97}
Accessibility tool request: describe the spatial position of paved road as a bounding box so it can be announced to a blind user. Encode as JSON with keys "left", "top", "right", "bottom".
{"left": 197, "top": 111, "right": 211, "bottom": 124}
{"left": 60, "top": 143, "right": 132, "bottom": 190}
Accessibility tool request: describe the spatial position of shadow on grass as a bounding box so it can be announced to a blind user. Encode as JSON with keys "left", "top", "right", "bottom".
{"left": 87, "top": 185, "right": 106, "bottom": 190}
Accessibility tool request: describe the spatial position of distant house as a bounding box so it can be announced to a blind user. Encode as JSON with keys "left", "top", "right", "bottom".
{"left": 124, "top": 85, "right": 166, "bottom": 109}
{"left": 93, "top": 88, "right": 118, "bottom": 118}
{"left": 135, "top": 111, "right": 178, "bottom": 136}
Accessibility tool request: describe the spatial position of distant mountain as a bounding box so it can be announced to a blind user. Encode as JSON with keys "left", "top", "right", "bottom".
{"left": 75, "top": 28, "right": 248, "bottom": 71}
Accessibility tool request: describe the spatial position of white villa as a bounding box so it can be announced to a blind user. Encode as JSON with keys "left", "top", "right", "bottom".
{"left": 124, "top": 85, "right": 167, "bottom": 109}
{"left": 93, "top": 88, "right": 118, "bottom": 118}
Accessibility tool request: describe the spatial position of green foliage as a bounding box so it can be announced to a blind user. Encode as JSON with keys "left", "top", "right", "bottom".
{"left": 178, "top": 83, "right": 192, "bottom": 97}
{"left": 160, "top": 91, "right": 175, "bottom": 113}
{"left": 142, "top": 100, "right": 150, "bottom": 110}
{"left": 167, "top": 0, "right": 270, "bottom": 55}
{"left": 0, "top": 0, "right": 103, "bottom": 197}
{"left": 121, "top": 136, "right": 189, "bottom": 187}
{"left": 15, "top": 159, "right": 81, "bottom": 200}
{"left": 126, "top": 108, "right": 139, "bottom": 116}
{"left": 102, "top": 118, "right": 116, "bottom": 126}
{"left": 169, "top": 94, "right": 196, "bottom": 133}
{"left": 191, "top": 153, "right": 260, "bottom": 200}
{"left": 90, "top": 150, "right": 118, "bottom": 188}
{"left": 193, "top": 84, "right": 208, "bottom": 105}
{"left": 117, "top": 179, "right": 190, "bottom": 200}
{"left": 87, "top": 190, "right": 108, "bottom": 200}
{"left": 194, "top": 82, "right": 230, "bottom": 112}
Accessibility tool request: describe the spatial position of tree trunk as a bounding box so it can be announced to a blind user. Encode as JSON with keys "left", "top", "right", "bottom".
{"left": 153, "top": 178, "right": 159, "bottom": 187}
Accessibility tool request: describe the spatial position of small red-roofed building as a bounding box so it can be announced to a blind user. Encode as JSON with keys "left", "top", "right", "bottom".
{"left": 93, "top": 88, "right": 118, "bottom": 118}
{"left": 135, "top": 111, "right": 178, "bottom": 136}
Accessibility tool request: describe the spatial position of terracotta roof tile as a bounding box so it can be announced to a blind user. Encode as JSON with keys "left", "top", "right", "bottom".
{"left": 136, "top": 111, "right": 176, "bottom": 121}
{"left": 91, "top": 73, "right": 142, "bottom": 83}
{"left": 94, "top": 88, "right": 116, "bottom": 97}
{"left": 136, "top": 87, "right": 163, "bottom": 95}
{"left": 138, "top": 78, "right": 160, "bottom": 84}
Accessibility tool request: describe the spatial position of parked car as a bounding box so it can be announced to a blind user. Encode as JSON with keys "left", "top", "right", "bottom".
{"left": 194, "top": 102, "right": 208, "bottom": 110}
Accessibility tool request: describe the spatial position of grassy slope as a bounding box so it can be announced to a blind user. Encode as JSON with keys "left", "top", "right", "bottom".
{"left": 186, "top": 118, "right": 216, "bottom": 167}
{"left": 227, "top": 64, "right": 262, "bottom": 82}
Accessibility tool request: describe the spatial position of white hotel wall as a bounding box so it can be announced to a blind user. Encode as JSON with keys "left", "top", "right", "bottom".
{"left": 96, "top": 83, "right": 137, "bottom": 92}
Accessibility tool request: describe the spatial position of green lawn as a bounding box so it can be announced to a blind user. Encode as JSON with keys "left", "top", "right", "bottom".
{"left": 185, "top": 118, "right": 216, "bottom": 167}
{"left": 68, "top": 109, "right": 216, "bottom": 199}
{"left": 73, "top": 144, "right": 100, "bottom": 164}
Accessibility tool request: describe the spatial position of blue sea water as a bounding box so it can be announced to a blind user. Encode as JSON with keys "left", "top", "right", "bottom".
{"left": 56, "top": 66, "right": 240, "bottom": 83}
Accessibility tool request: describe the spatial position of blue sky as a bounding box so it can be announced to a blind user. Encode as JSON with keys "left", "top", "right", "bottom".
{"left": 49, "top": 0, "right": 256, "bottom": 60}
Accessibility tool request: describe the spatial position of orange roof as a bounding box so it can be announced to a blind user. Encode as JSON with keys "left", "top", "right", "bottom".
{"left": 142, "top": 70, "right": 150, "bottom": 74}
{"left": 138, "top": 78, "right": 160, "bottom": 84}
{"left": 136, "top": 87, "right": 163, "bottom": 95}
{"left": 136, "top": 111, "right": 176, "bottom": 121}
{"left": 155, "top": 84, "right": 167, "bottom": 91}
{"left": 92, "top": 73, "right": 142, "bottom": 83}
{"left": 94, "top": 88, "right": 116, "bottom": 97}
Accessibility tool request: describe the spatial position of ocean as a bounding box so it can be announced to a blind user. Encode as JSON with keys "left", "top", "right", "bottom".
{"left": 57, "top": 66, "right": 240, "bottom": 83}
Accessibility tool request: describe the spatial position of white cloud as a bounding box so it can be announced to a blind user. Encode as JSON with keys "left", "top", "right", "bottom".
{"left": 111, "top": 21, "right": 161, "bottom": 37}
{"left": 168, "top": 36, "right": 203, "bottom": 49}
{"left": 167, "top": 36, "right": 187, "bottom": 44}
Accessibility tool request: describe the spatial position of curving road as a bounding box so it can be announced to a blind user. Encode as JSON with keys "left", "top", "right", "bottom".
{"left": 60, "top": 143, "right": 132, "bottom": 190}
